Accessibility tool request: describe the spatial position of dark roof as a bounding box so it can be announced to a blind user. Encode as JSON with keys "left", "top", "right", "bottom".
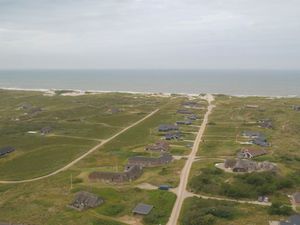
{"left": 280, "top": 215, "right": 300, "bottom": 225}
{"left": 128, "top": 154, "right": 173, "bottom": 166}
{"left": 238, "top": 148, "right": 268, "bottom": 158}
{"left": 132, "top": 203, "right": 153, "bottom": 215}
{"left": 187, "top": 114, "right": 199, "bottom": 120}
{"left": 251, "top": 138, "right": 269, "bottom": 147}
{"left": 258, "top": 119, "right": 273, "bottom": 129}
{"left": 165, "top": 132, "right": 181, "bottom": 140}
{"left": 158, "top": 124, "right": 178, "bottom": 132}
{"left": 176, "top": 120, "right": 192, "bottom": 125}
{"left": 241, "top": 131, "right": 265, "bottom": 139}
{"left": 41, "top": 127, "right": 52, "bottom": 134}
{"left": 145, "top": 141, "right": 170, "bottom": 151}
{"left": 177, "top": 109, "right": 193, "bottom": 114}
{"left": 0, "top": 147, "right": 15, "bottom": 156}
{"left": 293, "top": 105, "right": 300, "bottom": 111}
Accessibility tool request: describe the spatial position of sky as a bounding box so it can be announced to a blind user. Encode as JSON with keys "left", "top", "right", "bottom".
{"left": 0, "top": 0, "right": 299, "bottom": 69}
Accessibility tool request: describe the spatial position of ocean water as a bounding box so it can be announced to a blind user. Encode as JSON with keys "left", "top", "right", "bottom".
{"left": 0, "top": 69, "right": 299, "bottom": 96}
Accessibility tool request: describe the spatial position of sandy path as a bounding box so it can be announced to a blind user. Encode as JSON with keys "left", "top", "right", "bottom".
{"left": 0, "top": 109, "right": 159, "bottom": 184}
{"left": 167, "top": 94, "right": 215, "bottom": 225}
{"left": 190, "top": 193, "right": 271, "bottom": 206}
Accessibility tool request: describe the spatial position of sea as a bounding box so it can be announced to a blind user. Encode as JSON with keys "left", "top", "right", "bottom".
{"left": 0, "top": 69, "right": 299, "bottom": 97}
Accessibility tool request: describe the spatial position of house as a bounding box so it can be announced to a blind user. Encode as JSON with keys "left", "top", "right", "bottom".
{"left": 224, "top": 159, "right": 277, "bottom": 173}
{"left": 270, "top": 215, "right": 300, "bottom": 225}
{"left": 177, "top": 109, "right": 193, "bottom": 114}
{"left": 89, "top": 165, "right": 143, "bottom": 183}
{"left": 109, "top": 108, "right": 120, "bottom": 114}
{"left": 18, "top": 102, "right": 32, "bottom": 110}
{"left": 187, "top": 114, "right": 199, "bottom": 120}
{"left": 232, "top": 159, "right": 258, "bottom": 172}
{"left": 68, "top": 191, "right": 104, "bottom": 211}
{"left": 158, "top": 124, "right": 179, "bottom": 132}
{"left": 40, "top": 127, "right": 52, "bottom": 135}
{"left": 258, "top": 119, "right": 273, "bottom": 129}
{"left": 128, "top": 153, "right": 173, "bottom": 167}
{"left": 165, "top": 132, "right": 181, "bottom": 140}
{"left": 145, "top": 141, "right": 170, "bottom": 152}
{"left": 176, "top": 120, "right": 192, "bottom": 125}
{"left": 251, "top": 138, "right": 270, "bottom": 147}
{"left": 292, "top": 192, "right": 300, "bottom": 205}
{"left": 0, "top": 147, "right": 15, "bottom": 157}
{"left": 237, "top": 148, "right": 268, "bottom": 159}
{"left": 132, "top": 203, "right": 153, "bottom": 215}
{"left": 293, "top": 105, "right": 300, "bottom": 111}
{"left": 241, "top": 131, "right": 265, "bottom": 139}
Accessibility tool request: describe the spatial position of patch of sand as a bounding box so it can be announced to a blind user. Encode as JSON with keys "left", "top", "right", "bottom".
{"left": 119, "top": 215, "right": 143, "bottom": 225}
{"left": 136, "top": 183, "right": 157, "bottom": 190}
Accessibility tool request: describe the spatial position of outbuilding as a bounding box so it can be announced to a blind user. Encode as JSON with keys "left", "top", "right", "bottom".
{"left": 132, "top": 203, "right": 153, "bottom": 215}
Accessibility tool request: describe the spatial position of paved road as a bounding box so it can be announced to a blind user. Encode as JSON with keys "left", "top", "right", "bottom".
{"left": 167, "top": 94, "right": 215, "bottom": 225}
{"left": 0, "top": 109, "right": 159, "bottom": 184}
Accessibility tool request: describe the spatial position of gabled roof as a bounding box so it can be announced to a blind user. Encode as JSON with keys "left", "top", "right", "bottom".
{"left": 240, "top": 148, "right": 267, "bottom": 157}
{"left": 177, "top": 109, "right": 193, "bottom": 114}
{"left": 69, "top": 191, "right": 104, "bottom": 211}
{"left": 279, "top": 215, "right": 300, "bottom": 225}
{"left": 251, "top": 138, "right": 269, "bottom": 147}
{"left": 241, "top": 131, "right": 265, "bottom": 139}
{"left": 132, "top": 203, "right": 153, "bottom": 215}
{"left": 158, "top": 124, "right": 178, "bottom": 131}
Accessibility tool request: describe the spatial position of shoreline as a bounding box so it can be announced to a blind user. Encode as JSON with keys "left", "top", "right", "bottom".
{"left": 0, "top": 86, "right": 299, "bottom": 98}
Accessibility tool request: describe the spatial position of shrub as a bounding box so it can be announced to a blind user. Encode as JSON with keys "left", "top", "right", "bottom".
{"left": 268, "top": 202, "right": 294, "bottom": 216}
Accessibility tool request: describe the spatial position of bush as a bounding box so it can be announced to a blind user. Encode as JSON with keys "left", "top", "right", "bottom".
{"left": 144, "top": 210, "right": 166, "bottom": 225}
{"left": 181, "top": 198, "right": 238, "bottom": 225}
{"left": 101, "top": 204, "right": 125, "bottom": 216}
{"left": 268, "top": 202, "right": 294, "bottom": 216}
{"left": 182, "top": 213, "right": 215, "bottom": 225}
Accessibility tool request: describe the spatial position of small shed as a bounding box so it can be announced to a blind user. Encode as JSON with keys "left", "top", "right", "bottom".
{"left": 132, "top": 203, "right": 153, "bottom": 215}
{"left": 159, "top": 185, "right": 171, "bottom": 191}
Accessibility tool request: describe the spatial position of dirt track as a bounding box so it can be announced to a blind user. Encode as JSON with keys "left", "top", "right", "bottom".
{"left": 0, "top": 109, "right": 159, "bottom": 184}
{"left": 167, "top": 94, "right": 215, "bottom": 225}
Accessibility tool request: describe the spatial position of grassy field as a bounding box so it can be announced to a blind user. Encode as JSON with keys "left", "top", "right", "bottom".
{"left": 180, "top": 197, "right": 284, "bottom": 225}
{"left": 0, "top": 90, "right": 205, "bottom": 225}
{"left": 0, "top": 90, "right": 167, "bottom": 180}
{"left": 184, "top": 95, "right": 300, "bottom": 224}
{"left": 4, "top": 90, "right": 299, "bottom": 225}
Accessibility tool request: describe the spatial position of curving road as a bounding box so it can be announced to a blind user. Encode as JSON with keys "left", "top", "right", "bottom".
{"left": 0, "top": 109, "right": 159, "bottom": 184}
{"left": 167, "top": 94, "right": 215, "bottom": 225}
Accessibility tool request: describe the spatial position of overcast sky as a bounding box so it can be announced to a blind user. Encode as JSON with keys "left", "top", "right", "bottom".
{"left": 0, "top": 0, "right": 299, "bottom": 69}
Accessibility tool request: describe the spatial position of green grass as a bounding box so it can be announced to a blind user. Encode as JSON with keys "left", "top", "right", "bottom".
{"left": 186, "top": 95, "right": 300, "bottom": 225}
{"left": 180, "top": 197, "right": 282, "bottom": 225}
{"left": 0, "top": 90, "right": 196, "bottom": 225}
